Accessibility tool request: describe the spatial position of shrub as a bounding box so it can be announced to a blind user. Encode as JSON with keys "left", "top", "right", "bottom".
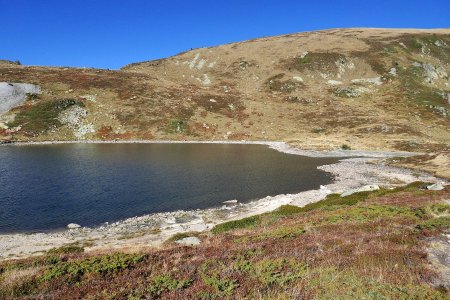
{"left": 40, "top": 253, "right": 146, "bottom": 281}
{"left": 47, "top": 245, "right": 84, "bottom": 255}
{"left": 341, "top": 144, "right": 351, "bottom": 150}
{"left": 211, "top": 215, "right": 260, "bottom": 234}
{"left": 147, "top": 275, "right": 192, "bottom": 296}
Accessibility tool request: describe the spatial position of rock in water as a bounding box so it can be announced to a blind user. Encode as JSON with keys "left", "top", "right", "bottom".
{"left": 67, "top": 223, "right": 81, "bottom": 229}
{"left": 175, "top": 236, "right": 201, "bottom": 246}
{"left": 223, "top": 200, "right": 238, "bottom": 205}
{"left": 341, "top": 184, "right": 380, "bottom": 197}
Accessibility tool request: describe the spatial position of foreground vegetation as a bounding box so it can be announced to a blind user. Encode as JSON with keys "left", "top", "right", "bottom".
{"left": 0, "top": 183, "right": 449, "bottom": 299}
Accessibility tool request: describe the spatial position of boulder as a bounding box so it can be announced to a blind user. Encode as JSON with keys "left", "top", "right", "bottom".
{"left": 427, "top": 183, "right": 445, "bottom": 191}
{"left": 341, "top": 184, "right": 379, "bottom": 197}
{"left": 175, "top": 236, "right": 201, "bottom": 246}
{"left": 67, "top": 223, "right": 81, "bottom": 229}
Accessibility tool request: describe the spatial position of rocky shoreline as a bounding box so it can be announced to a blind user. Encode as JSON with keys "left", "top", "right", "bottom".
{"left": 0, "top": 141, "right": 444, "bottom": 260}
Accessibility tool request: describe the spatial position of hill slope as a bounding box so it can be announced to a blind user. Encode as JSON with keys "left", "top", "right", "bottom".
{"left": 0, "top": 28, "right": 449, "bottom": 174}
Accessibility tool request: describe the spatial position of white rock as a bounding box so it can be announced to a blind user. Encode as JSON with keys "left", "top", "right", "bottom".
{"left": 427, "top": 183, "right": 445, "bottom": 191}
{"left": 389, "top": 68, "right": 397, "bottom": 76}
{"left": 223, "top": 200, "right": 238, "bottom": 204}
{"left": 0, "top": 82, "right": 41, "bottom": 114}
{"left": 327, "top": 80, "right": 343, "bottom": 86}
{"left": 67, "top": 223, "right": 81, "bottom": 229}
{"left": 175, "top": 236, "right": 201, "bottom": 246}
{"left": 351, "top": 77, "right": 383, "bottom": 85}
{"left": 320, "top": 185, "right": 332, "bottom": 195}
{"left": 58, "top": 106, "right": 87, "bottom": 127}
{"left": 196, "top": 74, "right": 211, "bottom": 85}
{"left": 293, "top": 76, "right": 304, "bottom": 82}
{"left": 341, "top": 184, "right": 380, "bottom": 197}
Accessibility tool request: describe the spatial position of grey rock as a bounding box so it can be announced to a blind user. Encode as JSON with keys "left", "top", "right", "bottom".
{"left": 175, "top": 236, "right": 201, "bottom": 246}
{"left": 341, "top": 184, "right": 380, "bottom": 197}
{"left": 67, "top": 223, "right": 81, "bottom": 229}
{"left": 427, "top": 183, "right": 445, "bottom": 191}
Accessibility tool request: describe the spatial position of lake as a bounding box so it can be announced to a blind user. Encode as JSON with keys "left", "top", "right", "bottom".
{"left": 0, "top": 143, "right": 339, "bottom": 233}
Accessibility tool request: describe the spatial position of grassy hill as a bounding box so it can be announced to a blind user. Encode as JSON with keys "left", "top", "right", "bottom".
{"left": 0, "top": 183, "right": 449, "bottom": 299}
{"left": 0, "top": 29, "right": 449, "bottom": 149}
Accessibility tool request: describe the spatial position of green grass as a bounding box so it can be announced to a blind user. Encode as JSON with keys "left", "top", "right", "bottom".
{"left": 8, "top": 99, "right": 84, "bottom": 134}
{"left": 321, "top": 205, "right": 417, "bottom": 225}
{"left": 211, "top": 182, "right": 429, "bottom": 234}
{"left": 211, "top": 215, "right": 261, "bottom": 234}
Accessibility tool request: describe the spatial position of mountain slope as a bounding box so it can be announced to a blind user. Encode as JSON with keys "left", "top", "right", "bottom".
{"left": 0, "top": 28, "right": 449, "bottom": 153}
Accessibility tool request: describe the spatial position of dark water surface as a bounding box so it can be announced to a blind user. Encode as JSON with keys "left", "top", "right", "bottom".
{"left": 0, "top": 143, "right": 339, "bottom": 233}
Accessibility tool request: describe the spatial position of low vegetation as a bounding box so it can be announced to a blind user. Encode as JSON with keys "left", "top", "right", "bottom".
{"left": 1, "top": 182, "right": 449, "bottom": 299}
{"left": 8, "top": 98, "right": 85, "bottom": 134}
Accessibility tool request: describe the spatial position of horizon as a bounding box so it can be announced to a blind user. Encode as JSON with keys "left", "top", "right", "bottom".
{"left": 1, "top": 0, "right": 449, "bottom": 69}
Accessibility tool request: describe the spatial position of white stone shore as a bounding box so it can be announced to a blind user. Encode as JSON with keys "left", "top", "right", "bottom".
{"left": 0, "top": 141, "right": 444, "bottom": 260}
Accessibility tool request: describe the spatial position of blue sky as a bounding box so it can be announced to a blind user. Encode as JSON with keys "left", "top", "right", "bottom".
{"left": 1, "top": 0, "right": 449, "bottom": 69}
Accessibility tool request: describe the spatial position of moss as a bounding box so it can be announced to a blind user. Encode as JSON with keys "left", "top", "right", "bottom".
{"left": 333, "top": 87, "right": 360, "bottom": 98}
{"left": 312, "top": 127, "right": 326, "bottom": 134}
{"left": 147, "top": 275, "right": 192, "bottom": 297}
{"left": 199, "top": 260, "right": 238, "bottom": 298}
{"left": 416, "top": 216, "right": 450, "bottom": 231}
{"left": 341, "top": 144, "right": 351, "bottom": 150}
{"left": 285, "top": 52, "right": 346, "bottom": 73}
{"left": 427, "top": 203, "right": 450, "bottom": 216}
{"left": 321, "top": 205, "right": 416, "bottom": 225}
{"left": 40, "top": 253, "right": 146, "bottom": 281}
{"left": 260, "top": 225, "right": 306, "bottom": 239}
{"left": 47, "top": 245, "right": 84, "bottom": 255}
{"left": 211, "top": 215, "right": 260, "bottom": 234}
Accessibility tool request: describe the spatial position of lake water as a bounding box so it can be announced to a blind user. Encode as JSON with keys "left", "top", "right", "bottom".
{"left": 0, "top": 143, "right": 339, "bottom": 233}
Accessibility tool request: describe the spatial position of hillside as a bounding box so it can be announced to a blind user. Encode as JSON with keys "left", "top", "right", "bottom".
{"left": 1, "top": 28, "right": 450, "bottom": 299}
{"left": 1, "top": 183, "right": 449, "bottom": 299}
{"left": 0, "top": 28, "right": 448, "bottom": 147}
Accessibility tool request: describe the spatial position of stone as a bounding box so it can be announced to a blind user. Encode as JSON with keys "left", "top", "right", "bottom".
{"left": 67, "top": 223, "right": 81, "bottom": 229}
{"left": 175, "top": 236, "right": 201, "bottom": 246}
{"left": 341, "top": 184, "right": 380, "bottom": 197}
{"left": 427, "top": 183, "right": 445, "bottom": 191}
{"left": 223, "top": 200, "right": 238, "bottom": 205}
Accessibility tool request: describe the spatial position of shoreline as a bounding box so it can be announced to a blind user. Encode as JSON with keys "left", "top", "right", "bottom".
{"left": 0, "top": 141, "right": 442, "bottom": 261}
{"left": 3, "top": 139, "right": 418, "bottom": 158}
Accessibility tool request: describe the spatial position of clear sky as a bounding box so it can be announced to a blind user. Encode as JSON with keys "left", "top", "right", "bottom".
{"left": 1, "top": 0, "right": 449, "bottom": 69}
